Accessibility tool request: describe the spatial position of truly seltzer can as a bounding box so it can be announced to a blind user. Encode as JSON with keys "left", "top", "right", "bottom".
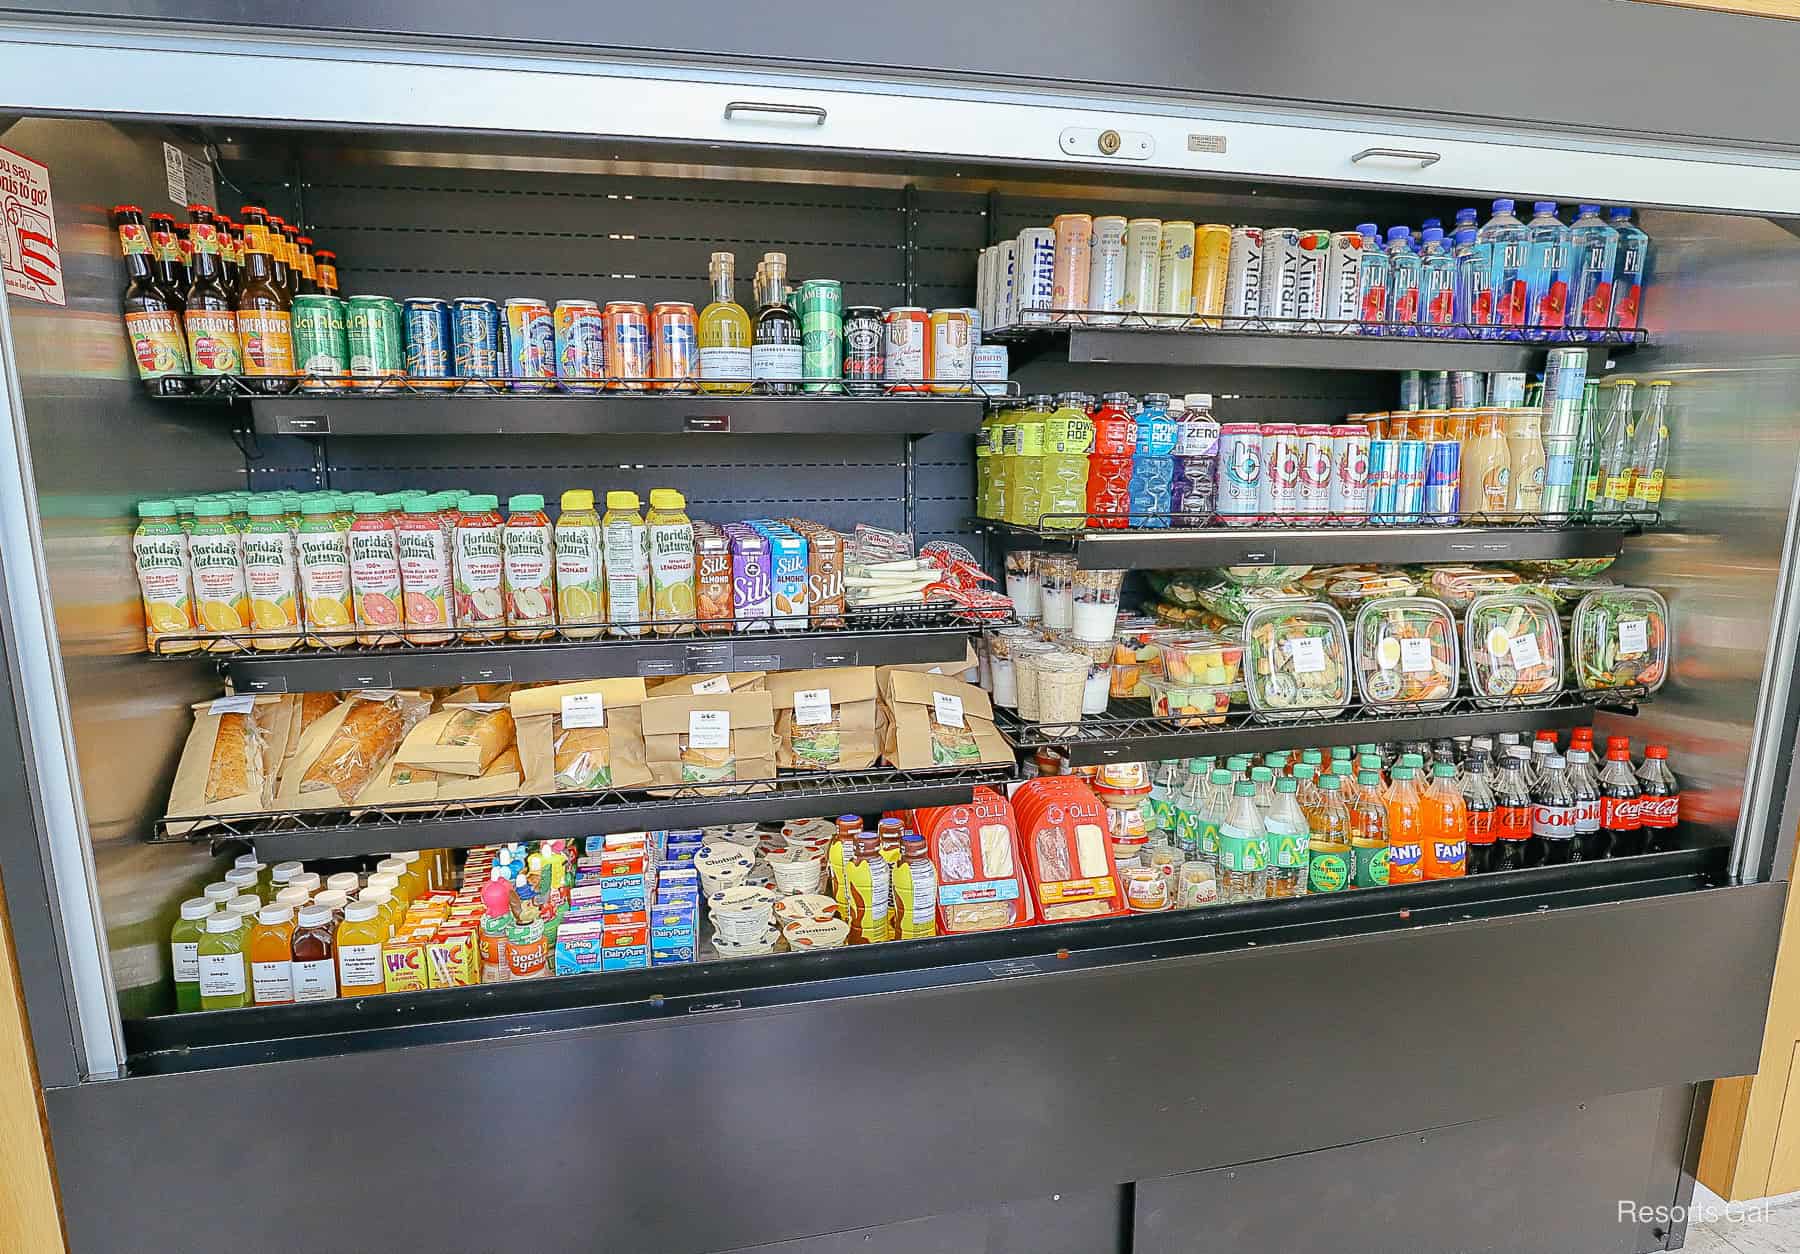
{"left": 1014, "top": 228, "right": 1056, "bottom": 325}
{"left": 1155, "top": 220, "right": 1197, "bottom": 324}
{"left": 1259, "top": 227, "right": 1301, "bottom": 322}
{"left": 1222, "top": 227, "right": 1263, "bottom": 325}
{"left": 1323, "top": 230, "right": 1366, "bottom": 329}
{"left": 1122, "top": 219, "right": 1163, "bottom": 317}
{"left": 1294, "top": 230, "right": 1332, "bottom": 322}
{"left": 1087, "top": 215, "right": 1129, "bottom": 323}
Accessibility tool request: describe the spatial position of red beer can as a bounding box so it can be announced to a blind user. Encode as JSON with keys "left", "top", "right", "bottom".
{"left": 882, "top": 307, "right": 931, "bottom": 393}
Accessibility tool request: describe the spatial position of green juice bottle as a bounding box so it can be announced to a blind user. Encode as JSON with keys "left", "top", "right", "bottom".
{"left": 169, "top": 897, "right": 214, "bottom": 1012}
{"left": 197, "top": 909, "right": 251, "bottom": 1011}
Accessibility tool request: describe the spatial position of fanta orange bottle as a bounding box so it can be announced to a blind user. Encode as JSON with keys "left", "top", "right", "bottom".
{"left": 1385, "top": 764, "right": 1426, "bottom": 884}
{"left": 1421, "top": 762, "right": 1469, "bottom": 879}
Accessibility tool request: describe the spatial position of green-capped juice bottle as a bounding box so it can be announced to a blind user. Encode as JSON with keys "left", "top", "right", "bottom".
{"left": 133, "top": 499, "right": 198, "bottom": 654}
{"left": 189, "top": 498, "right": 250, "bottom": 651}
{"left": 243, "top": 496, "right": 301, "bottom": 650}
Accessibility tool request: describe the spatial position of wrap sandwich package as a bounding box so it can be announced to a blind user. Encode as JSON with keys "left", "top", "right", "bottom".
{"left": 511, "top": 677, "right": 651, "bottom": 795}
{"left": 273, "top": 689, "right": 433, "bottom": 810}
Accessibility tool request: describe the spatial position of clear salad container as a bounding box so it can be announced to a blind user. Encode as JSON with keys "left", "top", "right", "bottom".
{"left": 1427, "top": 565, "right": 1522, "bottom": 612}
{"left": 1571, "top": 587, "right": 1670, "bottom": 694}
{"left": 1215, "top": 563, "right": 1313, "bottom": 589}
{"left": 1323, "top": 570, "right": 1420, "bottom": 612}
{"left": 1353, "top": 596, "right": 1459, "bottom": 710}
{"left": 1243, "top": 602, "right": 1352, "bottom": 722}
{"left": 1463, "top": 590, "right": 1564, "bottom": 707}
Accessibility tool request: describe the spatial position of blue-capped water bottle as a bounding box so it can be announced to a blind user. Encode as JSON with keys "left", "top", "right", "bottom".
{"left": 1450, "top": 208, "right": 1488, "bottom": 337}
{"left": 1566, "top": 205, "right": 1620, "bottom": 343}
{"left": 1354, "top": 222, "right": 1389, "bottom": 335}
{"left": 1523, "top": 201, "right": 1572, "bottom": 340}
{"left": 1607, "top": 207, "right": 1651, "bottom": 331}
{"left": 1385, "top": 227, "right": 1422, "bottom": 337}
{"left": 1478, "top": 199, "right": 1531, "bottom": 340}
{"left": 1419, "top": 226, "right": 1457, "bottom": 337}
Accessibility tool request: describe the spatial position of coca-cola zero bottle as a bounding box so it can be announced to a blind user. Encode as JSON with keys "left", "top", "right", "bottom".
{"left": 1461, "top": 746, "right": 1498, "bottom": 874}
{"left": 1533, "top": 755, "right": 1576, "bottom": 866}
{"left": 1600, "top": 740, "right": 1643, "bottom": 858}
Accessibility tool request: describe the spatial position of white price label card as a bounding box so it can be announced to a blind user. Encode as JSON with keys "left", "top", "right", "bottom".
{"left": 1618, "top": 618, "right": 1649, "bottom": 657}
{"left": 209, "top": 694, "right": 257, "bottom": 715}
{"left": 560, "top": 693, "right": 606, "bottom": 729}
{"left": 691, "top": 674, "right": 731, "bottom": 695}
{"left": 793, "top": 688, "right": 834, "bottom": 727}
{"left": 1287, "top": 636, "right": 1327, "bottom": 675}
{"left": 1507, "top": 632, "right": 1543, "bottom": 669}
{"left": 932, "top": 692, "right": 966, "bottom": 728}
{"left": 1399, "top": 637, "right": 1434, "bottom": 675}
{"left": 689, "top": 709, "right": 730, "bottom": 749}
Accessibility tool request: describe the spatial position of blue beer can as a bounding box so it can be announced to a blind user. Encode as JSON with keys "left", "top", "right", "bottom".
{"left": 402, "top": 297, "right": 453, "bottom": 388}
{"left": 1367, "top": 438, "right": 1399, "bottom": 524}
{"left": 1394, "top": 439, "right": 1429, "bottom": 522}
{"left": 1424, "top": 440, "right": 1462, "bottom": 523}
{"left": 452, "top": 297, "right": 503, "bottom": 390}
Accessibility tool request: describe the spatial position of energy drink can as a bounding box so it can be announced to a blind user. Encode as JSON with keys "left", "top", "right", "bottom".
{"left": 1259, "top": 227, "right": 1300, "bottom": 322}
{"left": 1087, "top": 215, "right": 1129, "bottom": 322}
{"left": 1424, "top": 370, "right": 1451, "bottom": 409}
{"left": 1323, "top": 230, "right": 1367, "bottom": 329}
{"left": 1296, "top": 423, "right": 1334, "bottom": 517}
{"left": 1222, "top": 226, "right": 1262, "bottom": 325}
{"left": 651, "top": 301, "right": 700, "bottom": 391}
{"left": 452, "top": 296, "right": 502, "bottom": 389}
{"left": 1450, "top": 369, "right": 1486, "bottom": 408}
{"left": 604, "top": 300, "right": 651, "bottom": 391}
{"left": 1216, "top": 423, "right": 1264, "bottom": 526}
{"left": 552, "top": 299, "right": 606, "bottom": 393}
{"left": 1294, "top": 229, "right": 1332, "bottom": 322}
{"left": 1155, "top": 220, "right": 1196, "bottom": 323}
{"left": 1489, "top": 370, "right": 1527, "bottom": 407}
{"left": 1123, "top": 218, "right": 1163, "bottom": 316}
{"left": 1367, "top": 438, "right": 1399, "bottom": 524}
{"left": 1259, "top": 423, "right": 1300, "bottom": 520}
{"left": 1330, "top": 424, "right": 1371, "bottom": 521}
{"left": 503, "top": 298, "right": 554, "bottom": 392}
{"left": 1191, "top": 224, "right": 1231, "bottom": 325}
{"left": 1398, "top": 370, "right": 1425, "bottom": 411}
{"left": 401, "top": 297, "right": 453, "bottom": 389}
{"left": 1051, "top": 213, "right": 1093, "bottom": 314}
{"left": 1425, "top": 440, "right": 1462, "bottom": 523}
{"left": 1395, "top": 440, "right": 1429, "bottom": 522}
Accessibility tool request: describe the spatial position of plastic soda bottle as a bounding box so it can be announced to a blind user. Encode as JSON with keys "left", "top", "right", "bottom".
{"left": 1607, "top": 208, "right": 1650, "bottom": 330}
{"left": 1305, "top": 773, "right": 1352, "bottom": 893}
{"left": 1460, "top": 745, "right": 1498, "bottom": 874}
{"left": 196, "top": 909, "right": 251, "bottom": 1011}
{"left": 1148, "top": 759, "right": 1185, "bottom": 842}
{"left": 1636, "top": 745, "right": 1681, "bottom": 853}
{"left": 1039, "top": 392, "right": 1094, "bottom": 530}
{"left": 347, "top": 500, "right": 402, "bottom": 646}
{"left": 1264, "top": 776, "right": 1310, "bottom": 898}
{"left": 1217, "top": 781, "right": 1270, "bottom": 904}
{"left": 1522, "top": 201, "right": 1572, "bottom": 338}
{"left": 1625, "top": 380, "right": 1672, "bottom": 512}
{"left": 1418, "top": 226, "right": 1457, "bottom": 335}
{"left": 1566, "top": 204, "right": 1619, "bottom": 341}
{"left": 647, "top": 488, "right": 698, "bottom": 635}
{"left": 133, "top": 499, "right": 198, "bottom": 654}
{"left": 1384, "top": 227, "right": 1422, "bottom": 334}
{"left": 1421, "top": 762, "right": 1468, "bottom": 879}
{"left": 189, "top": 498, "right": 251, "bottom": 651}
{"left": 453, "top": 494, "right": 507, "bottom": 642}
{"left": 1478, "top": 199, "right": 1531, "bottom": 338}
{"left": 1384, "top": 764, "right": 1426, "bottom": 884}
{"left": 1349, "top": 770, "right": 1390, "bottom": 888}
{"left": 1566, "top": 748, "right": 1604, "bottom": 860}
{"left": 601, "top": 490, "right": 651, "bottom": 637}
{"left": 395, "top": 499, "right": 453, "bottom": 644}
{"left": 555, "top": 489, "right": 604, "bottom": 639}
{"left": 1533, "top": 755, "right": 1577, "bottom": 865}
{"left": 477, "top": 879, "right": 512, "bottom": 983}
{"left": 1354, "top": 222, "right": 1389, "bottom": 334}
{"left": 1192, "top": 767, "right": 1232, "bottom": 872}
{"left": 1250, "top": 765, "right": 1276, "bottom": 813}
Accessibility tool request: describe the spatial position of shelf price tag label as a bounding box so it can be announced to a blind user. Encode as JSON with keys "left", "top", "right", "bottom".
{"left": 932, "top": 692, "right": 966, "bottom": 728}
{"left": 560, "top": 692, "right": 606, "bottom": 729}
{"left": 1506, "top": 632, "right": 1542, "bottom": 669}
{"left": 793, "top": 688, "right": 833, "bottom": 727}
{"left": 1618, "top": 618, "right": 1648, "bottom": 657}
{"left": 1287, "top": 637, "right": 1327, "bottom": 675}
{"left": 209, "top": 694, "right": 258, "bottom": 715}
{"left": 689, "top": 709, "right": 731, "bottom": 749}
{"left": 691, "top": 674, "right": 731, "bottom": 696}
{"left": 1399, "top": 637, "right": 1434, "bottom": 675}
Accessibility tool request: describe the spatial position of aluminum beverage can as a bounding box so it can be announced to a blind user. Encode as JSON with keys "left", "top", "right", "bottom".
{"left": 1330, "top": 424, "right": 1371, "bottom": 520}
{"left": 652, "top": 301, "right": 700, "bottom": 391}
{"left": 452, "top": 296, "right": 502, "bottom": 389}
{"left": 1424, "top": 370, "right": 1451, "bottom": 409}
{"left": 345, "top": 294, "right": 403, "bottom": 391}
{"left": 604, "top": 300, "right": 651, "bottom": 391}
{"left": 1259, "top": 423, "right": 1301, "bottom": 520}
{"left": 995, "top": 239, "right": 1018, "bottom": 329}
{"left": 884, "top": 306, "right": 930, "bottom": 390}
{"left": 1191, "top": 224, "right": 1231, "bottom": 324}
{"left": 1398, "top": 371, "right": 1424, "bottom": 411}
{"left": 1425, "top": 440, "right": 1462, "bottom": 523}
{"left": 402, "top": 297, "right": 454, "bottom": 388}
{"left": 1450, "top": 369, "right": 1486, "bottom": 408}
{"left": 1087, "top": 215, "right": 1129, "bottom": 322}
{"left": 1367, "top": 438, "right": 1399, "bottom": 523}
{"left": 1014, "top": 228, "right": 1056, "bottom": 324}
{"left": 552, "top": 299, "right": 605, "bottom": 393}
{"left": 1542, "top": 433, "right": 1579, "bottom": 516}
{"left": 1395, "top": 439, "right": 1429, "bottom": 522}
{"left": 958, "top": 305, "right": 983, "bottom": 347}
{"left": 976, "top": 247, "right": 994, "bottom": 331}
{"left": 796, "top": 278, "right": 843, "bottom": 393}
{"left": 1216, "top": 423, "right": 1264, "bottom": 526}
{"left": 1323, "top": 230, "right": 1366, "bottom": 328}
{"left": 929, "top": 308, "right": 974, "bottom": 393}
{"left": 292, "top": 294, "right": 348, "bottom": 392}
{"left": 503, "top": 298, "right": 554, "bottom": 392}
{"left": 973, "top": 345, "right": 1009, "bottom": 398}
{"left": 1541, "top": 345, "right": 1588, "bottom": 437}
{"left": 1259, "top": 227, "right": 1300, "bottom": 322}
{"left": 1222, "top": 227, "right": 1262, "bottom": 324}
{"left": 1294, "top": 229, "right": 1332, "bottom": 322}
{"left": 842, "top": 306, "right": 885, "bottom": 395}
{"left": 1155, "top": 220, "right": 1196, "bottom": 323}
{"left": 1295, "top": 423, "right": 1334, "bottom": 517}
{"left": 1122, "top": 218, "right": 1162, "bottom": 316}
{"left": 1051, "top": 213, "right": 1093, "bottom": 314}
{"left": 1488, "top": 371, "right": 1527, "bottom": 407}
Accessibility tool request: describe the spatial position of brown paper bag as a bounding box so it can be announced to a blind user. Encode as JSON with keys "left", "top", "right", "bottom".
{"left": 647, "top": 671, "right": 767, "bottom": 696}
{"left": 164, "top": 694, "right": 293, "bottom": 832}
{"left": 395, "top": 703, "right": 516, "bottom": 777}
{"left": 274, "top": 689, "right": 432, "bottom": 810}
{"left": 438, "top": 745, "right": 525, "bottom": 804}
{"left": 767, "top": 666, "right": 877, "bottom": 771}
{"left": 511, "top": 678, "right": 651, "bottom": 795}
{"left": 877, "top": 669, "right": 1011, "bottom": 769}
{"left": 641, "top": 690, "right": 776, "bottom": 787}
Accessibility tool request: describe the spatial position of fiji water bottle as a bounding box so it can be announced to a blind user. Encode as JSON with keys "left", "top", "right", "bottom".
{"left": 1384, "top": 227, "right": 1422, "bottom": 337}
{"left": 1128, "top": 392, "right": 1177, "bottom": 528}
{"left": 1478, "top": 199, "right": 1531, "bottom": 339}
{"left": 1565, "top": 205, "right": 1619, "bottom": 343}
{"left": 1354, "top": 222, "right": 1389, "bottom": 335}
{"left": 1451, "top": 209, "right": 1490, "bottom": 336}
{"left": 1608, "top": 207, "right": 1650, "bottom": 331}
{"left": 1522, "top": 201, "right": 1571, "bottom": 340}
{"left": 1418, "top": 227, "right": 1457, "bottom": 337}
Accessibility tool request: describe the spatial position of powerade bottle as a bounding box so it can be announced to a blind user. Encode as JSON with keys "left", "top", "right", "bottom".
{"left": 1608, "top": 207, "right": 1650, "bottom": 331}
{"left": 1086, "top": 391, "right": 1136, "bottom": 529}
{"left": 1354, "top": 222, "right": 1389, "bottom": 335}
{"left": 1128, "top": 392, "right": 1177, "bottom": 528}
{"left": 1478, "top": 199, "right": 1531, "bottom": 340}
{"left": 1522, "top": 201, "right": 1571, "bottom": 340}
{"left": 1418, "top": 226, "right": 1457, "bottom": 337}
{"left": 1038, "top": 392, "right": 1093, "bottom": 530}
{"left": 1566, "top": 204, "right": 1620, "bottom": 342}
{"left": 1009, "top": 395, "right": 1049, "bottom": 526}
{"left": 1384, "top": 227, "right": 1421, "bottom": 336}
{"left": 1171, "top": 391, "right": 1219, "bottom": 525}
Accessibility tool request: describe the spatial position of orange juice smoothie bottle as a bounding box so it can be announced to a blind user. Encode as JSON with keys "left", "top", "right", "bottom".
{"left": 132, "top": 500, "right": 199, "bottom": 654}
{"left": 1384, "top": 764, "right": 1426, "bottom": 885}
{"left": 391, "top": 850, "right": 432, "bottom": 897}
{"left": 335, "top": 900, "right": 388, "bottom": 996}
{"left": 360, "top": 886, "right": 402, "bottom": 937}
{"left": 189, "top": 499, "right": 250, "bottom": 652}
{"left": 503, "top": 494, "right": 556, "bottom": 640}
{"left": 374, "top": 858, "right": 416, "bottom": 907}
{"left": 349, "top": 500, "right": 403, "bottom": 645}
{"left": 1421, "top": 762, "right": 1469, "bottom": 879}
{"left": 397, "top": 499, "right": 454, "bottom": 643}
{"left": 248, "top": 904, "right": 296, "bottom": 1006}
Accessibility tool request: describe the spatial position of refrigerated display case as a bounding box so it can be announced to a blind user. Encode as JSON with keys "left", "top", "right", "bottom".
{"left": 2, "top": 12, "right": 1799, "bottom": 1254}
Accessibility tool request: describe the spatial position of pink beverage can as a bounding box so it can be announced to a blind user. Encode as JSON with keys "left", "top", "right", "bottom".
{"left": 1222, "top": 227, "right": 1262, "bottom": 325}
{"left": 1295, "top": 423, "right": 1334, "bottom": 517}
{"left": 503, "top": 298, "right": 554, "bottom": 392}
{"left": 603, "top": 300, "right": 651, "bottom": 391}
{"left": 1216, "top": 423, "right": 1264, "bottom": 526}
{"left": 1015, "top": 227, "right": 1056, "bottom": 324}
{"left": 1294, "top": 230, "right": 1332, "bottom": 322}
{"left": 1259, "top": 422, "right": 1300, "bottom": 521}
{"left": 1323, "top": 230, "right": 1367, "bottom": 329}
{"left": 1051, "top": 213, "right": 1093, "bottom": 315}
{"left": 1330, "top": 424, "right": 1371, "bottom": 520}
{"left": 1258, "top": 227, "right": 1300, "bottom": 322}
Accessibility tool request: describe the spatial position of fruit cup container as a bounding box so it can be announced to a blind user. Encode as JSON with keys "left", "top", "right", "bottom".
{"left": 1146, "top": 675, "right": 1233, "bottom": 728}
{"left": 1243, "top": 602, "right": 1352, "bottom": 722}
{"left": 1151, "top": 633, "right": 1244, "bottom": 688}
{"left": 1352, "top": 595, "right": 1459, "bottom": 711}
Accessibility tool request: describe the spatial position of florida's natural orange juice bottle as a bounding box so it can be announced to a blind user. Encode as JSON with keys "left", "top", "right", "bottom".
{"left": 189, "top": 499, "right": 250, "bottom": 652}
{"left": 243, "top": 497, "right": 300, "bottom": 650}
{"left": 132, "top": 499, "right": 198, "bottom": 654}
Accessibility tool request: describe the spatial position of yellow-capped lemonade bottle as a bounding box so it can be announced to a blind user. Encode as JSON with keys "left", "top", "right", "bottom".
{"left": 601, "top": 490, "right": 651, "bottom": 638}
{"left": 555, "top": 489, "right": 605, "bottom": 639}
{"left": 647, "top": 488, "right": 697, "bottom": 637}
{"left": 132, "top": 499, "right": 199, "bottom": 654}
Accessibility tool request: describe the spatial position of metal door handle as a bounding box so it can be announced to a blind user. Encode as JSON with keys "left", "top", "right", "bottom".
{"left": 723, "top": 101, "right": 828, "bottom": 125}
{"left": 1350, "top": 147, "right": 1442, "bottom": 168}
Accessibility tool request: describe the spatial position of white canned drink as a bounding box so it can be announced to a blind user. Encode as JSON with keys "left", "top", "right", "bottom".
{"left": 1296, "top": 423, "right": 1334, "bottom": 517}
{"left": 1087, "top": 215, "right": 1129, "bottom": 323}
{"left": 1122, "top": 218, "right": 1163, "bottom": 316}
{"left": 973, "top": 344, "right": 1009, "bottom": 398}
{"left": 1155, "top": 220, "right": 1196, "bottom": 324}
{"left": 1014, "top": 228, "right": 1056, "bottom": 325}
{"left": 1489, "top": 371, "right": 1527, "bottom": 407}
{"left": 929, "top": 308, "right": 973, "bottom": 393}
{"left": 1294, "top": 229, "right": 1332, "bottom": 323}
{"left": 976, "top": 247, "right": 994, "bottom": 331}
{"left": 1051, "top": 213, "right": 1093, "bottom": 315}
{"left": 1323, "top": 230, "right": 1368, "bottom": 329}
{"left": 996, "top": 240, "right": 1018, "bottom": 330}
{"left": 958, "top": 305, "right": 983, "bottom": 347}
{"left": 883, "top": 307, "right": 930, "bottom": 389}
{"left": 1259, "top": 227, "right": 1301, "bottom": 323}
{"left": 1330, "top": 424, "right": 1372, "bottom": 520}
{"left": 1222, "top": 227, "right": 1263, "bottom": 325}
{"left": 1216, "top": 423, "right": 1264, "bottom": 526}
{"left": 1260, "top": 422, "right": 1301, "bottom": 520}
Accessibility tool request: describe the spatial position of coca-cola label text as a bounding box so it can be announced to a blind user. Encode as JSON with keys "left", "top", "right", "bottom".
{"left": 1531, "top": 802, "right": 1575, "bottom": 839}
{"left": 1600, "top": 796, "right": 1641, "bottom": 831}
{"left": 1638, "top": 795, "right": 1679, "bottom": 829}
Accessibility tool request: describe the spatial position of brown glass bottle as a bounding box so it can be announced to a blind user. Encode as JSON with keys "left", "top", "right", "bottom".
{"left": 237, "top": 204, "right": 271, "bottom": 296}
{"left": 110, "top": 205, "right": 191, "bottom": 397}
{"left": 264, "top": 212, "right": 293, "bottom": 297}
{"left": 294, "top": 235, "right": 322, "bottom": 295}
{"left": 146, "top": 212, "right": 188, "bottom": 308}
{"left": 215, "top": 213, "right": 242, "bottom": 302}
{"left": 280, "top": 223, "right": 303, "bottom": 301}
{"left": 235, "top": 234, "right": 294, "bottom": 394}
{"left": 313, "top": 248, "right": 340, "bottom": 296}
{"left": 182, "top": 204, "right": 243, "bottom": 380}
{"left": 173, "top": 220, "right": 194, "bottom": 296}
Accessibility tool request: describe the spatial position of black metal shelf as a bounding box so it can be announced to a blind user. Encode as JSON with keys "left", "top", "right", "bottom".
{"left": 152, "top": 764, "right": 1019, "bottom": 862}
{"left": 1003, "top": 692, "right": 1640, "bottom": 766}
{"left": 982, "top": 516, "right": 1642, "bottom": 569}
{"left": 159, "top": 609, "right": 991, "bottom": 693}
{"left": 988, "top": 312, "right": 1646, "bottom": 373}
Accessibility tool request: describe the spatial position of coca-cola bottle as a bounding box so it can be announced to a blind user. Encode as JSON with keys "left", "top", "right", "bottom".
{"left": 1599, "top": 741, "right": 1643, "bottom": 857}
{"left": 1636, "top": 745, "right": 1681, "bottom": 853}
{"left": 1568, "top": 726, "right": 1595, "bottom": 758}
{"left": 1565, "top": 748, "right": 1604, "bottom": 860}
{"left": 1493, "top": 747, "right": 1534, "bottom": 871}
{"left": 1527, "top": 738, "right": 1556, "bottom": 789}
{"left": 1460, "top": 746, "right": 1498, "bottom": 874}
{"left": 1533, "top": 755, "right": 1576, "bottom": 865}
